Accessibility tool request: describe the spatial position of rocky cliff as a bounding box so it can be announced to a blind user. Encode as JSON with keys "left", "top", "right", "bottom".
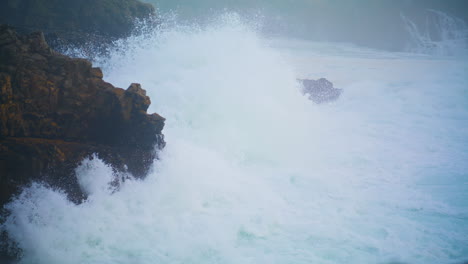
{"left": 0, "top": 25, "right": 165, "bottom": 206}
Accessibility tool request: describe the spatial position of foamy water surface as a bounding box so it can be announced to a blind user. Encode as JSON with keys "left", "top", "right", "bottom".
{"left": 2, "top": 16, "right": 468, "bottom": 264}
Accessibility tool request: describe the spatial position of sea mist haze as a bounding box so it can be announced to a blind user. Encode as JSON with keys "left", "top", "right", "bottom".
{"left": 1, "top": 1, "right": 468, "bottom": 264}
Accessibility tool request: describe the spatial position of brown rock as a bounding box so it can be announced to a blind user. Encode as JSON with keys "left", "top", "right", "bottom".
{"left": 90, "top": 67, "right": 104, "bottom": 79}
{"left": 0, "top": 25, "right": 165, "bottom": 206}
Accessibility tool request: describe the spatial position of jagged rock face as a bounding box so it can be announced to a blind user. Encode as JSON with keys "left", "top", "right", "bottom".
{"left": 300, "top": 78, "right": 343, "bottom": 104}
{"left": 0, "top": 0, "right": 156, "bottom": 50}
{"left": 0, "top": 25, "right": 165, "bottom": 205}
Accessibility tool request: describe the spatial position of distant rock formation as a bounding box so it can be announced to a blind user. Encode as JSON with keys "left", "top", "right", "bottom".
{"left": 299, "top": 78, "right": 343, "bottom": 104}
{"left": 0, "top": 25, "right": 165, "bottom": 206}
{"left": 0, "top": 0, "right": 156, "bottom": 52}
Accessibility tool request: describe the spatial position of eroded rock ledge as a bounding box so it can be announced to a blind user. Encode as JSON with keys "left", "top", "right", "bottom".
{"left": 0, "top": 25, "right": 165, "bottom": 205}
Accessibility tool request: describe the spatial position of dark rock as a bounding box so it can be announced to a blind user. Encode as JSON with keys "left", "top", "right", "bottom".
{"left": 0, "top": 0, "right": 157, "bottom": 53}
{"left": 0, "top": 25, "right": 165, "bottom": 206}
{"left": 299, "top": 78, "right": 343, "bottom": 104}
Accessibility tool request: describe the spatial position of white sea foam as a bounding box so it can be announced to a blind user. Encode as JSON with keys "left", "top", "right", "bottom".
{"left": 2, "top": 14, "right": 468, "bottom": 264}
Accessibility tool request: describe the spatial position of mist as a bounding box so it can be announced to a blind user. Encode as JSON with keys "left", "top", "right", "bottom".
{"left": 145, "top": 0, "right": 468, "bottom": 53}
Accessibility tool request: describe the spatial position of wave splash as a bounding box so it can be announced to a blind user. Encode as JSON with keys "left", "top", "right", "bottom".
{"left": 402, "top": 10, "right": 468, "bottom": 56}
{"left": 147, "top": 0, "right": 468, "bottom": 55}
{"left": 2, "top": 13, "right": 468, "bottom": 264}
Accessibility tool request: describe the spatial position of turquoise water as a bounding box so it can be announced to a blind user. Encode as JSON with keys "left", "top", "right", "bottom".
{"left": 2, "top": 12, "right": 468, "bottom": 264}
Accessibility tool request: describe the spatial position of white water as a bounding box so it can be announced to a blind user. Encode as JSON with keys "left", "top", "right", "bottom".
{"left": 2, "top": 15, "right": 468, "bottom": 264}
{"left": 401, "top": 10, "right": 468, "bottom": 56}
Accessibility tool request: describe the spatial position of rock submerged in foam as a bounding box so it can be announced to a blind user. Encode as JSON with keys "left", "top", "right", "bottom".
{"left": 0, "top": 25, "right": 165, "bottom": 206}
{"left": 299, "top": 78, "right": 343, "bottom": 104}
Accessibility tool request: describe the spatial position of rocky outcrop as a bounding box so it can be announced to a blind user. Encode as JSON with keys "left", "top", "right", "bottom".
{"left": 299, "top": 78, "right": 343, "bottom": 104}
{"left": 0, "top": 0, "right": 156, "bottom": 52}
{"left": 0, "top": 25, "right": 165, "bottom": 206}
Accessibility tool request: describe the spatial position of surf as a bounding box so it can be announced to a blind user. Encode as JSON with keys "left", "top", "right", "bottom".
{"left": 2, "top": 11, "right": 468, "bottom": 264}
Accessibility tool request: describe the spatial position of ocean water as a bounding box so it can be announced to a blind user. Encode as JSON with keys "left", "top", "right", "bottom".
{"left": 2, "top": 13, "right": 468, "bottom": 264}
{"left": 144, "top": 0, "right": 468, "bottom": 52}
